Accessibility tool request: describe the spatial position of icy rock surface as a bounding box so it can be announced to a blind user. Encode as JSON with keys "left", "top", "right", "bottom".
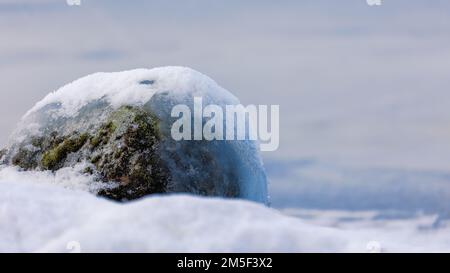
{"left": 1, "top": 67, "right": 268, "bottom": 203}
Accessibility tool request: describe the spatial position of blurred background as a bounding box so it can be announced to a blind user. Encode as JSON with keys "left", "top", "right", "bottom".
{"left": 1, "top": 0, "right": 450, "bottom": 220}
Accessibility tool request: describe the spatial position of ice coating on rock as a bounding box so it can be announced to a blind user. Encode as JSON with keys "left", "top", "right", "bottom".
{"left": 6, "top": 66, "right": 269, "bottom": 204}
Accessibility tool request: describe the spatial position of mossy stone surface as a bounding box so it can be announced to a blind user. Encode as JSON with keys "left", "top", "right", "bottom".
{"left": 4, "top": 105, "right": 170, "bottom": 201}
{"left": 2, "top": 102, "right": 250, "bottom": 202}
{"left": 92, "top": 106, "right": 168, "bottom": 200}
{"left": 42, "top": 133, "right": 88, "bottom": 171}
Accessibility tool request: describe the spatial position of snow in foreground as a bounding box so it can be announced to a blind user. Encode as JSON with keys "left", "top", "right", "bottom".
{"left": 1, "top": 167, "right": 450, "bottom": 253}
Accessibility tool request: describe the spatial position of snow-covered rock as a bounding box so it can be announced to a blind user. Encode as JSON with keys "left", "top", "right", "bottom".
{"left": 1, "top": 67, "right": 268, "bottom": 203}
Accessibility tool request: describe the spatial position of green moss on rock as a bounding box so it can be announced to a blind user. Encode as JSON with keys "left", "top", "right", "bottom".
{"left": 42, "top": 133, "right": 89, "bottom": 170}
{"left": 7, "top": 105, "right": 170, "bottom": 202}
{"left": 90, "top": 122, "right": 116, "bottom": 148}
{"left": 94, "top": 106, "right": 168, "bottom": 201}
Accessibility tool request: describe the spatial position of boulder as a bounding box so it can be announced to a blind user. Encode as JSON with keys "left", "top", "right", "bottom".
{"left": 1, "top": 67, "right": 268, "bottom": 204}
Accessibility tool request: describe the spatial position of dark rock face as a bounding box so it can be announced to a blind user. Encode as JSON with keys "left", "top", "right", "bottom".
{"left": 0, "top": 149, "right": 6, "bottom": 164}
{"left": 90, "top": 106, "right": 169, "bottom": 200}
{"left": 3, "top": 105, "right": 170, "bottom": 201}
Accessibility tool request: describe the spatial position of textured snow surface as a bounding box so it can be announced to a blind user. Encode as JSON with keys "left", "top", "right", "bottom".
{"left": 1, "top": 167, "right": 450, "bottom": 253}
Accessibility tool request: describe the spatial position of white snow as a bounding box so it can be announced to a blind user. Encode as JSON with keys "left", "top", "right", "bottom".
{"left": 0, "top": 165, "right": 116, "bottom": 193}
{"left": 1, "top": 166, "right": 450, "bottom": 253}
{"left": 24, "top": 66, "right": 237, "bottom": 119}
